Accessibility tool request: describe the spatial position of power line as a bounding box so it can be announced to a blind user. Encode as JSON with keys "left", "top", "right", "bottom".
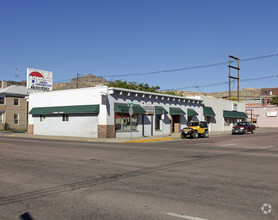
{"left": 99, "top": 53, "right": 277, "bottom": 78}
{"left": 53, "top": 53, "right": 278, "bottom": 83}
{"left": 162, "top": 74, "right": 278, "bottom": 91}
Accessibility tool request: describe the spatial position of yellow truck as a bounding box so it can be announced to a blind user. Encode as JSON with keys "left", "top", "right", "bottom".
{"left": 180, "top": 121, "right": 209, "bottom": 139}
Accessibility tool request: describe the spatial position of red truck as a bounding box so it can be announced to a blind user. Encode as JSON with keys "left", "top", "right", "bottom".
{"left": 232, "top": 122, "right": 256, "bottom": 135}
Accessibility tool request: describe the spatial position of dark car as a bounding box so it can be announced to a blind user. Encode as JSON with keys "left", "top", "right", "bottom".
{"left": 232, "top": 122, "right": 255, "bottom": 135}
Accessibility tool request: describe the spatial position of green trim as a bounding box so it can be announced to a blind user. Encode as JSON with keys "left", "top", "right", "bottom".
{"left": 155, "top": 106, "right": 168, "bottom": 114}
{"left": 223, "top": 110, "right": 248, "bottom": 118}
{"left": 187, "top": 108, "right": 198, "bottom": 116}
{"left": 114, "top": 103, "right": 145, "bottom": 113}
{"left": 169, "top": 107, "right": 186, "bottom": 115}
{"left": 203, "top": 106, "right": 216, "bottom": 117}
{"left": 29, "top": 105, "right": 99, "bottom": 115}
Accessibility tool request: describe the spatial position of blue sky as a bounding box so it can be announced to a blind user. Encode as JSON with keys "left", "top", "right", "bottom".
{"left": 0, "top": 0, "right": 277, "bottom": 92}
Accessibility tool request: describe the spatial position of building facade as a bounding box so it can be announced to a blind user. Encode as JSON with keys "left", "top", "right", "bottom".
{"left": 191, "top": 96, "right": 247, "bottom": 132}
{"left": 28, "top": 86, "right": 247, "bottom": 138}
{"left": 28, "top": 86, "right": 203, "bottom": 138}
{"left": 0, "top": 85, "right": 28, "bottom": 131}
{"left": 260, "top": 87, "right": 278, "bottom": 106}
{"left": 246, "top": 106, "right": 278, "bottom": 127}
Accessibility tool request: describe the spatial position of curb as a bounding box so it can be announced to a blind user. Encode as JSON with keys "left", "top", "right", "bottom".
{"left": 122, "top": 137, "right": 173, "bottom": 143}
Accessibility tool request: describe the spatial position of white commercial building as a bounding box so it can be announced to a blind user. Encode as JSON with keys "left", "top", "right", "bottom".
{"left": 191, "top": 96, "right": 247, "bottom": 132}
{"left": 28, "top": 86, "right": 247, "bottom": 138}
{"left": 28, "top": 86, "right": 203, "bottom": 138}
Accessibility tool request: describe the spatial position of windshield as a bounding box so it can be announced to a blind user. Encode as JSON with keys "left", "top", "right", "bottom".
{"left": 237, "top": 122, "right": 248, "bottom": 126}
{"left": 187, "top": 122, "right": 199, "bottom": 126}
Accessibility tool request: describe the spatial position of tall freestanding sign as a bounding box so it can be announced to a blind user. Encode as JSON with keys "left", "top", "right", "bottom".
{"left": 27, "top": 68, "right": 53, "bottom": 91}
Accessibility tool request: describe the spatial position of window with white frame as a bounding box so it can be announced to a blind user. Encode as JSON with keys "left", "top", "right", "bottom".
{"left": 270, "top": 90, "right": 273, "bottom": 95}
{"left": 264, "top": 90, "right": 268, "bottom": 95}
{"left": 14, "top": 98, "right": 19, "bottom": 106}
{"left": 0, "top": 97, "right": 5, "bottom": 105}
{"left": 0, "top": 112, "right": 3, "bottom": 123}
{"left": 14, "top": 114, "right": 19, "bottom": 125}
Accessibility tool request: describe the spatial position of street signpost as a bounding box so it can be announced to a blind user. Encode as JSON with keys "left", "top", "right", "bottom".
{"left": 128, "top": 103, "right": 133, "bottom": 139}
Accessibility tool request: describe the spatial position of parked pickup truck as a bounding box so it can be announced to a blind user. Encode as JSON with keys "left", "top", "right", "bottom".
{"left": 232, "top": 122, "right": 256, "bottom": 135}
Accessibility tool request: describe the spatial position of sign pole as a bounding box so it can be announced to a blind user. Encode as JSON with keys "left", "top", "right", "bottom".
{"left": 128, "top": 103, "right": 134, "bottom": 140}
{"left": 162, "top": 110, "right": 164, "bottom": 138}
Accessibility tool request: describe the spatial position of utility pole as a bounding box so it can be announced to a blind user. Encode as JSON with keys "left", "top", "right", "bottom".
{"left": 76, "top": 73, "right": 80, "bottom": 88}
{"left": 228, "top": 55, "right": 240, "bottom": 101}
{"left": 246, "top": 109, "right": 253, "bottom": 124}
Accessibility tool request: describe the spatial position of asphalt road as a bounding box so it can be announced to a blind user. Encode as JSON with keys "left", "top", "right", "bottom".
{"left": 0, "top": 131, "right": 278, "bottom": 220}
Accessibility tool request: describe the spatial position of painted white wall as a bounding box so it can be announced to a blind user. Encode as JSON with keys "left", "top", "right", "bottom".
{"left": 29, "top": 86, "right": 203, "bottom": 138}
{"left": 28, "top": 86, "right": 104, "bottom": 123}
{"left": 201, "top": 96, "right": 246, "bottom": 131}
{"left": 108, "top": 89, "right": 202, "bottom": 138}
{"left": 33, "top": 114, "right": 98, "bottom": 137}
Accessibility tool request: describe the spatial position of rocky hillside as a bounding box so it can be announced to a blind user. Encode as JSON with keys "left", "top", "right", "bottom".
{"left": 181, "top": 87, "right": 260, "bottom": 100}
{"left": 53, "top": 74, "right": 108, "bottom": 90}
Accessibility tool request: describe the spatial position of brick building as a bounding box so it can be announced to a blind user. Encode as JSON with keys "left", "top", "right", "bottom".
{"left": 260, "top": 87, "right": 278, "bottom": 106}
{"left": 0, "top": 85, "right": 28, "bottom": 131}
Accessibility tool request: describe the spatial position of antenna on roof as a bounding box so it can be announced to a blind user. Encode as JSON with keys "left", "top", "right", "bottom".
{"left": 15, "top": 68, "right": 19, "bottom": 79}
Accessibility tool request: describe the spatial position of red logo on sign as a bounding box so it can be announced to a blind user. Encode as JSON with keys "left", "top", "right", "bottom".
{"left": 29, "top": 71, "right": 44, "bottom": 78}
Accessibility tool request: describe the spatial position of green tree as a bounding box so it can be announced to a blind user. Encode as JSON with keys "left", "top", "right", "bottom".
{"left": 270, "top": 95, "right": 278, "bottom": 106}
{"left": 224, "top": 96, "right": 240, "bottom": 101}
{"left": 107, "top": 80, "right": 160, "bottom": 93}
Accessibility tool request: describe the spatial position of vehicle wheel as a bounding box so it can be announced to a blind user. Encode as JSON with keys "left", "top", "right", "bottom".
{"left": 243, "top": 129, "right": 246, "bottom": 134}
{"left": 192, "top": 131, "right": 198, "bottom": 139}
{"left": 204, "top": 131, "right": 209, "bottom": 138}
{"left": 181, "top": 133, "right": 187, "bottom": 139}
{"left": 251, "top": 130, "right": 254, "bottom": 134}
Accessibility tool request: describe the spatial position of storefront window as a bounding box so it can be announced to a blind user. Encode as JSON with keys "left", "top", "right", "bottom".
{"left": 155, "top": 114, "right": 161, "bottom": 130}
{"left": 115, "top": 113, "right": 138, "bottom": 131}
{"left": 224, "top": 118, "right": 230, "bottom": 126}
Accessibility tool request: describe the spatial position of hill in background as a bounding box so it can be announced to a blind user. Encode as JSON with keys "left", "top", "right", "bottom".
{"left": 53, "top": 74, "right": 107, "bottom": 90}
{"left": 180, "top": 87, "right": 260, "bottom": 100}
{"left": 2, "top": 74, "right": 261, "bottom": 100}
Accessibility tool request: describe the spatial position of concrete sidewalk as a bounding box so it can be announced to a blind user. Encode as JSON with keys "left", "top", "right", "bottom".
{"left": 0, "top": 127, "right": 274, "bottom": 143}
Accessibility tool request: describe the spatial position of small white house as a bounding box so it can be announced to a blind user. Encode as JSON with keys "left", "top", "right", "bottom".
{"left": 28, "top": 86, "right": 203, "bottom": 138}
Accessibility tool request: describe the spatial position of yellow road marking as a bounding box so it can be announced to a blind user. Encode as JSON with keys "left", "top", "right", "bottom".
{"left": 123, "top": 137, "right": 173, "bottom": 143}
{"left": 0, "top": 143, "right": 13, "bottom": 146}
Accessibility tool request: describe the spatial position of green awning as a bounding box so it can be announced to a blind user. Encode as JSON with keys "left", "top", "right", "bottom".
{"left": 155, "top": 106, "right": 168, "bottom": 114}
{"left": 203, "top": 106, "right": 216, "bottom": 117}
{"left": 169, "top": 107, "right": 186, "bottom": 115}
{"left": 187, "top": 108, "right": 199, "bottom": 116}
{"left": 114, "top": 103, "right": 145, "bottom": 113}
{"left": 223, "top": 110, "right": 248, "bottom": 118}
{"left": 29, "top": 105, "right": 99, "bottom": 115}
